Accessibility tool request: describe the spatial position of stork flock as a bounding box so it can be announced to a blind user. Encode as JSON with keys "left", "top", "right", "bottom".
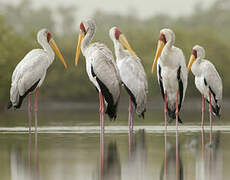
{"left": 7, "top": 19, "right": 223, "bottom": 138}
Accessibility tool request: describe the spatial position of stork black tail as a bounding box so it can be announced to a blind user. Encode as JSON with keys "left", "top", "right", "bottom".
{"left": 212, "top": 105, "right": 221, "bottom": 119}
{"left": 206, "top": 99, "right": 221, "bottom": 119}
{"left": 167, "top": 108, "right": 182, "bottom": 124}
{"left": 91, "top": 65, "right": 119, "bottom": 121}
{"left": 7, "top": 101, "right": 13, "bottom": 109}
{"left": 7, "top": 79, "right": 40, "bottom": 110}
{"left": 106, "top": 103, "right": 118, "bottom": 121}
{"left": 138, "top": 108, "right": 146, "bottom": 119}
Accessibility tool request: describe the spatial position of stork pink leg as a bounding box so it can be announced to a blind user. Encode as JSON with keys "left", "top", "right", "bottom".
{"left": 128, "top": 97, "right": 133, "bottom": 132}
{"left": 99, "top": 92, "right": 105, "bottom": 134}
{"left": 164, "top": 92, "right": 168, "bottom": 127}
{"left": 34, "top": 88, "right": 39, "bottom": 134}
{"left": 164, "top": 92, "right": 168, "bottom": 178}
{"left": 201, "top": 94, "right": 205, "bottom": 127}
{"left": 28, "top": 93, "right": 32, "bottom": 133}
{"left": 209, "top": 92, "right": 213, "bottom": 145}
{"left": 176, "top": 91, "right": 179, "bottom": 180}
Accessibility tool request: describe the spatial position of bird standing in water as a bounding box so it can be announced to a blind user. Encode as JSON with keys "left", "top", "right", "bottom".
{"left": 152, "top": 28, "right": 188, "bottom": 125}
{"left": 187, "top": 45, "right": 223, "bottom": 143}
{"left": 8, "top": 28, "right": 67, "bottom": 132}
{"left": 109, "top": 27, "right": 148, "bottom": 131}
{"left": 75, "top": 19, "right": 121, "bottom": 133}
{"left": 152, "top": 29, "right": 188, "bottom": 164}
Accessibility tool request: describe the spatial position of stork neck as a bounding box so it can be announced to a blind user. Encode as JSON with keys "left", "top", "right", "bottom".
{"left": 114, "top": 41, "right": 128, "bottom": 60}
{"left": 165, "top": 38, "right": 174, "bottom": 49}
{"left": 161, "top": 42, "right": 172, "bottom": 62}
{"left": 40, "top": 40, "right": 55, "bottom": 61}
{"left": 197, "top": 57, "right": 202, "bottom": 62}
{"left": 81, "top": 29, "right": 95, "bottom": 55}
{"left": 192, "top": 58, "right": 202, "bottom": 76}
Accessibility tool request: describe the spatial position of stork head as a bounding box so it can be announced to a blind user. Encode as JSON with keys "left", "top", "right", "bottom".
{"left": 151, "top": 28, "right": 175, "bottom": 74}
{"left": 160, "top": 28, "right": 176, "bottom": 45}
{"left": 109, "top": 27, "right": 137, "bottom": 59}
{"left": 37, "top": 29, "right": 67, "bottom": 68}
{"left": 75, "top": 19, "right": 96, "bottom": 66}
{"left": 187, "top": 45, "right": 205, "bottom": 72}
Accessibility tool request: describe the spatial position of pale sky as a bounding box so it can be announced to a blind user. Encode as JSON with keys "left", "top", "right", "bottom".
{"left": 1, "top": 0, "right": 216, "bottom": 19}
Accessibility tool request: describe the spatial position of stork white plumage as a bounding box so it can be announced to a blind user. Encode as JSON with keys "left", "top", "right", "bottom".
{"left": 75, "top": 19, "right": 121, "bottom": 133}
{"left": 109, "top": 27, "right": 148, "bottom": 131}
{"left": 8, "top": 28, "right": 67, "bottom": 132}
{"left": 151, "top": 28, "right": 188, "bottom": 130}
{"left": 187, "top": 45, "right": 223, "bottom": 143}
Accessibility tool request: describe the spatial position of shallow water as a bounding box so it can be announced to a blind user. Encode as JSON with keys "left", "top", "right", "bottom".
{"left": 0, "top": 107, "right": 230, "bottom": 180}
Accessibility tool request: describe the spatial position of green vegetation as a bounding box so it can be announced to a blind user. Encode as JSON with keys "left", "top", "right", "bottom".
{"left": 0, "top": 0, "right": 229, "bottom": 105}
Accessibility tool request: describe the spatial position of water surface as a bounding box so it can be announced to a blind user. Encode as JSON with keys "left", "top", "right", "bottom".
{"left": 0, "top": 107, "right": 229, "bottom": 180}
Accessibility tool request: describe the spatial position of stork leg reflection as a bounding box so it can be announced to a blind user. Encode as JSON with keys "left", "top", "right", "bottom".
{"left": 28, "top": 94, "right": 32, "bottom": 177}
{"left": 34, "top": 125, "right": 39, "bottom": 180}
{"left": 99, "top": 91, "right": 105, "bottom": 179}
{"left": 34, "top": 88, "right": 39, "bottom": 180}
{"left": 128, "top": 126, "right": 134, "bottom": 157}
{"left": 201, "top": 127, "right": 206, "bottom": 164}
{"left": 99, "top": 124, "right": 104, "bottom": 179}
{"left": 176, "top": 91, "right": 179, "bottom": 180}
{"left": 164, "top": 92, "right": 168, "bottom": 179}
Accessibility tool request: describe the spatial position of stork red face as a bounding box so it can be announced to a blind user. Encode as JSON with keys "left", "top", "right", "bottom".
{"left": 192, "top": 49, "right": 197, "bottom": 59}
{"left": 115, "top": 28, "right": 121, "bottom": 40}
{"left": 187, "top": 49, "right": 198, "bottom": 72}
{"left": 114, "top": 27, "right": 137, "bottom": 59}
{"left": 80, "top": 22, "right": 87, "bottom": 35}
{"left": 152, "top": 33, "right": 167, "bottom": 74}
{"left": 159, "top": 33, "right": 167, "bottom": 44}
{"left": 47, "top": 32, "right": 52, "bottom": 43}
{"left": 75, "top": 22, "right": 87, "bottom": 66}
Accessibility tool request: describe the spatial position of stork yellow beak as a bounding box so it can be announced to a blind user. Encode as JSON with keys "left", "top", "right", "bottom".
{"left": 152, "top": 40, "right": 165, "bottom": 74}
{"left": 119, "top": 34, "right": 137, "bottom": 59}
{"left": 187, "top": 54, "right": 196, "bottom": 72}
{"left": 75, "top": 31, "right": 85, "bottom": 66}
{"left": 49, "top": 38, "right": 67, "bottom": 69}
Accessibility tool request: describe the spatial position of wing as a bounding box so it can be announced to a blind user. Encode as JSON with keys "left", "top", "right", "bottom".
{"left": 171, "top": 46, "right": 188, "bottom": 97}
{"left": 118, "top": 56, "right": 148, "bottom": 115}
{"left": 91, "top": 44, "right": 121, "bottom": 104}
{"left": 89, "top": 45, "right": 121, "bottom": 119}
{"left": 118, "top": 57, "right": 148, "bottom": 100}
{"left": 177, "top": 66, "right": 184, "bottom": 111}
{"left": 202, "top": 61, "right": 223, "bottom": 101}
{"left": 201, "top": 60, "right": 223, "bottom": 116}
{"left": 157, "top": 64, "right": 165, "bottom": 100}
